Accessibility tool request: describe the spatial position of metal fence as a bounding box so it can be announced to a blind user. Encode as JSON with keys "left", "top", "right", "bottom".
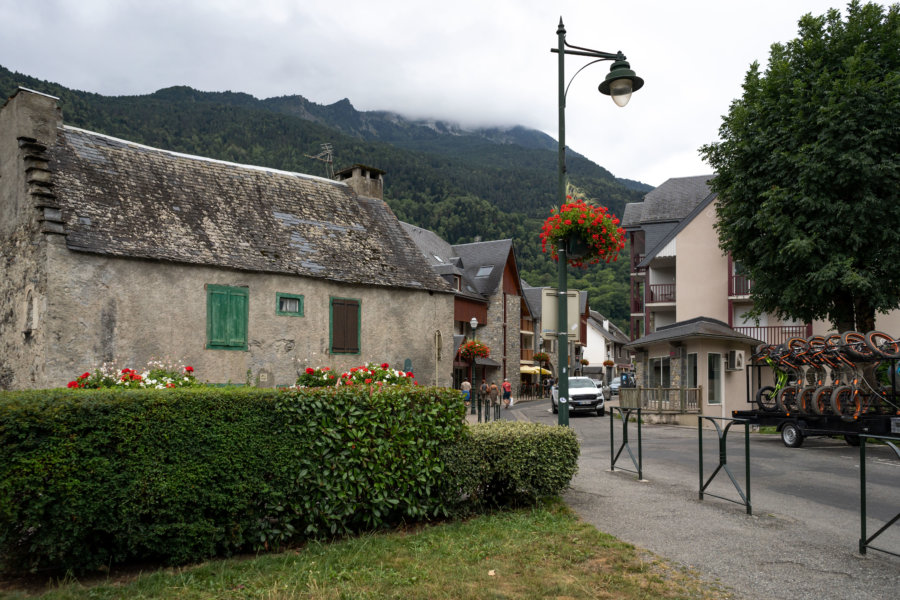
{"left": 619, "top": 387, "right": 701, "bottom": 413}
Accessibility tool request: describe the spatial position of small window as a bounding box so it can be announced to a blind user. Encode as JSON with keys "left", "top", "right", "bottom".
{"left": 276, "top": 293, "right": 304, "bottom": 316}
{"left": 475, "top": 265, "right": 493, "bottom": 277}
{"left": 453, "top": 275, "right": 461, "bottom": 291}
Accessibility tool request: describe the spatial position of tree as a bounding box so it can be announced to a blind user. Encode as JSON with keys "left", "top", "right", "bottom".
{"left": 700, "top": 1, "right": 900, "bottom": 332}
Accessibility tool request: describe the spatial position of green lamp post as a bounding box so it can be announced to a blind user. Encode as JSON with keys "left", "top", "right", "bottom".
{"left": 552, "top": 18, "right": 643, "bottom": 426}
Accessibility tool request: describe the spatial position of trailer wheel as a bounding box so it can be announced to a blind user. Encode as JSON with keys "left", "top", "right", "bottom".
{"left": 781, "top": 422, "right": 804, "bottom": 448}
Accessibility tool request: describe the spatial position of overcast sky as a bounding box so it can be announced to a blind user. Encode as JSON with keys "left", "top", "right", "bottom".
{"left": 0, "top": 0, "right": 867, "bottom": 187}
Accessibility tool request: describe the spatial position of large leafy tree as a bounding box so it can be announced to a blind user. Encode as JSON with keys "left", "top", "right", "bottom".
{"left": 700, "top": 1, "right": 900, "bottom": 332}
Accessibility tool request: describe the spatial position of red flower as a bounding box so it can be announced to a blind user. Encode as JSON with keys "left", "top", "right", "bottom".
{"left": 185, "top": 366, "right": 194, "bottom": 373}
{"left": 306, "top": 367, "right": 315, "bottom": 374}
{"left": 80, "top": 372, "right": 90, "bottom": 380}
{"left": 381, "top": 363, "right": 389, "bottom": 369}
{"left": 67, "top": 381, "right": 80, "bottom": 388}
{"left": 365, "top": 378, "right": 373, "bottom": 384}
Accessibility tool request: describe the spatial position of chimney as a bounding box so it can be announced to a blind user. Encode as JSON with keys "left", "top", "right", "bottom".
{"left": 335, "top": 164, "right": 385, "bottom": 200}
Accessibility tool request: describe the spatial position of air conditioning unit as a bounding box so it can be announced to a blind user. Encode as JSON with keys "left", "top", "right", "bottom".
{"left": 726, "top": 350, "right": 745, "bottom": 371}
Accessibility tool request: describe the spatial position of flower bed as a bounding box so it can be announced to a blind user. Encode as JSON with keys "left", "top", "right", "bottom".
{"left": 296, "top": 363, "right": 416, "bottom": 388}
{"left": 67, "top": 359, "right": 199, "bottom": 389}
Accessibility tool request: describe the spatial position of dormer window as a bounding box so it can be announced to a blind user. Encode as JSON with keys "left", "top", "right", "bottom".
{"left": 475, "top": 265, "right": 493, "bottom": 278}
{"left": 453, "top": 275, "right": 461, "bottom": 290}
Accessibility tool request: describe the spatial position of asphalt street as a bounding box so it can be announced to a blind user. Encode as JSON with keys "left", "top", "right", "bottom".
{"left": 483, "top": 396, "right": 900, "bottom": 600}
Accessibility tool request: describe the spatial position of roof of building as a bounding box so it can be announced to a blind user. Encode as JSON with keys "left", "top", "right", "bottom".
{"left": 49, "top": 126, "right": 451, "bottom": 293}
{"left": 639, "top": 175, "right": 715, "bottom": 224}
{"left": 624, "top": 316, "right": 761, "bottom": 349}
{"left": 588, "top": 310, "right": 630, "bottom": 345}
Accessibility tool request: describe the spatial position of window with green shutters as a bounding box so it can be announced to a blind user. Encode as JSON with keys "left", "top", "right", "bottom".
{"left": 330, "top": 297, "right": 360, "bottom": 354}
{"left": 206, "top": 284, "right": 249, "bottom": 350}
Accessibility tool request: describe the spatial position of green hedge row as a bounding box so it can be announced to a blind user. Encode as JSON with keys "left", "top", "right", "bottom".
{"left": 0, "top": 387, "right": 578, "bottom": 574}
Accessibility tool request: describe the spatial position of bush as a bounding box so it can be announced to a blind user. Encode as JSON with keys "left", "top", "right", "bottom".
{"left": 440, "top": 421, "right": 579, "bottom": 510}
{"left": 0, "top": 387, "right": 578, "bottom": 575}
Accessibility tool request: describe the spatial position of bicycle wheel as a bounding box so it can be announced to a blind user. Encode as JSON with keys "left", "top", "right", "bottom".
{"left": 787, "top": 337, "right": 808, "bottom": 354}
{"left": 797, "top": 387, "right": 816, "bottom": 414}
{"left": 806, "top": 335, "right": 825, "bottom": 350}
{"left": 841, "top": 331, "right": 874, "bottom": 361}
{"left": 752, "top": 343, "right": 771, "bottom": 361}
{"left": 776, "top": 386, "right": 798, "bottom": 412}
{"left": 755, "top": 385, "right": 777, "bottom": 411}
{"left": 811, "top": 385, "right": 831, "bottom": 415}
{"left": 865, "top": 330, "right": 900, "bottom": 359}
{"left": 830, "top": 385, "right": 860, "bottom": 418}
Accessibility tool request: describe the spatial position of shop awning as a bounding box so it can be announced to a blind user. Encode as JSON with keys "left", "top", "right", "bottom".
{"left": 520, "top": 366, "right": 552, "bottom": 375}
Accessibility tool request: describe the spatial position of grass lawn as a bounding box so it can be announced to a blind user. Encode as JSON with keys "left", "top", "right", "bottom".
{"left": 0, "top": 500, "right": 733, "bottom": 599}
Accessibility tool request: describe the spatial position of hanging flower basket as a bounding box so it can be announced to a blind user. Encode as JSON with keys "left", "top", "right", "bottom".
{"left": 460, "top": 340, "right": 490, "bottom": 361}
{"left": 540, "top": 197, "right": 626, "bottom": 268}
{"left": 533, "top": 352, "right": 550, "bottom": 364}
{"left": 603, "top": 359, "right": 614, "bottom": 367}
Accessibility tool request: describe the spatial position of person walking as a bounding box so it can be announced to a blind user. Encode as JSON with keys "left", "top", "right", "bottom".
{"left": 489, "top": 381, "right": 500, "bottom": 407}
{"left": 501, "top": 378, "right": 512, "bottom": 408}
{"left": 479, "top": 378, "right": 489, "bottom": 406}
{"left": 461, "top": 378, "right": 472, "bottom": 407}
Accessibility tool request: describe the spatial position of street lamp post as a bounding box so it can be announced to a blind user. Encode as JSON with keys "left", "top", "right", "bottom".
{"left": 470, "top": 317, "right": 478, "bottom": 415}
{"left": 552, "top": 18, "right": 643, "bottom": 427}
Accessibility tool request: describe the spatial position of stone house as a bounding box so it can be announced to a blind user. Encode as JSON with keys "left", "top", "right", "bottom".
{"left": 0, "top": 88, "right": 456, "bottom": 390}
{"left": 401, "top": 224, "right": 530, "bottom": 390}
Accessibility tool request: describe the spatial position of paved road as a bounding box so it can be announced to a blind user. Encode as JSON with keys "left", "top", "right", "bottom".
{"left": 498, "top": 397, "right": 900, "bottom": 599}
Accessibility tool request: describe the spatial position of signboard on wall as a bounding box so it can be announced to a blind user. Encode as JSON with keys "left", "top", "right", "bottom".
{"left": 540, "top": 288, "right": 581, "bottom": 344}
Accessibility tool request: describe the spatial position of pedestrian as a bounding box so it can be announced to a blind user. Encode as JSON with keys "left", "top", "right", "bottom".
{"left": 489, "top": 381, "right": 500, "bottom": 406}
{"left": 543, "top": 377, "right": 551, "bottom": 398}
{"left": 501, "top": 378, "right": 512, "bottom": 408}
{"left": 461, "top": 378, "right": 472, "bottom": 407}
{"left": 479, "top": 378, "right": 489, "bottom": 404}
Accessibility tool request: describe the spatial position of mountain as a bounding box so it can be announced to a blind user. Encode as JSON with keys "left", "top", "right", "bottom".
{"left": 0, "top": 66, "right": 651, "bottom": 330}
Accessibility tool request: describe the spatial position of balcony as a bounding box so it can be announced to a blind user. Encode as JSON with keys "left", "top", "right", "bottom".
{"left": 730, "top": 274, "right": 752, "bottom": 297}
{"left": 648, "top": 283, "right": 675, "bottom": 303}
{"left": 733, "top": 324, "right": 811, "bottom": 346}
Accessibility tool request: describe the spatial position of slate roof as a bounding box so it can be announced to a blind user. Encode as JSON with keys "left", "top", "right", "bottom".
{"left": 588, "top": 310, "right": 630, "bottom": 346}
{"left": 639, "top": 175, "right": 714, "bottom": 223}
{"left": 49, "top": 127, "right": 452, "bottom": 293}
{"left": 624, "top": 317, "right": 761, "bottom": 349}
{"left": 453, "top": 239, "right": 516, "bottom": 297}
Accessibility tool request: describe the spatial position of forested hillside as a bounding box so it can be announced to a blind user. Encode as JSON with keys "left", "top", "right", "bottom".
{"left": 0, "top": 66, "right": 650, "bottom": 330}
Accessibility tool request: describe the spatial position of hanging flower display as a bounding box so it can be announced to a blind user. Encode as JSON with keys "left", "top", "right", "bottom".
{"left": 459, "top": 340, "right": 490, "bottom": 361}
{"left": 540, "top": 196, "right": 626, "bottom": 268}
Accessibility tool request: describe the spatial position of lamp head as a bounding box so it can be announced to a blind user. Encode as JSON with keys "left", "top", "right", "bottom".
{"left": 470, "top": 317, "right": 478, "bottom": 329}
{"left": 598, "top": 58, "right": 644, "bottom": 107}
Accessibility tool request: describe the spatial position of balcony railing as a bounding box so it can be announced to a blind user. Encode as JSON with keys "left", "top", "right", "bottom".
{"left": 733, "top": 325, "right": 811, "bottom": 346}
{"left": 619, "top": 387, "right": 701, "bottom": 413}
{"left": 730, "top": 274, "right": 752, "bottom": 296}
{"left": 648, "top": 283, "right": 676, "bottom": 303}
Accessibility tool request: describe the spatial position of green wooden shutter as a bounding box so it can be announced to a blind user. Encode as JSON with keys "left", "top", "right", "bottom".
{"left": 207, "top": 285, "right": 248, "bottom": 350}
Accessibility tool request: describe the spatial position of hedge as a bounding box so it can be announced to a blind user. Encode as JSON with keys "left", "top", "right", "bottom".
{"left": 0, "top": 386, "right": 578, "bottom": 574}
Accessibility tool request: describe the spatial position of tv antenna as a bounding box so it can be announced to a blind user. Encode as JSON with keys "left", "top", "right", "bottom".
{"left": 304, "top": 143, "right": 334, "bottom": 178}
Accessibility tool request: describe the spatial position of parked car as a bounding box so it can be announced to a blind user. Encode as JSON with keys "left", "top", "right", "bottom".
{"left": 609, "top": 379, "right": 621, "bottom": 396}
{"left": 551, "top": 376, "right": 605, "bottom": 416}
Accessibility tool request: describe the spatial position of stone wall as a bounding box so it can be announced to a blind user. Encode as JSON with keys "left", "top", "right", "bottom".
{"left": 23, "top": 241, "right": 455, "bottom": 389}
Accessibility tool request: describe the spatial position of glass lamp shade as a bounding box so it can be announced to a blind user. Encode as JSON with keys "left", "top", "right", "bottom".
{"left": 609, "top": 78, "right": 633, "bottom": 107}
